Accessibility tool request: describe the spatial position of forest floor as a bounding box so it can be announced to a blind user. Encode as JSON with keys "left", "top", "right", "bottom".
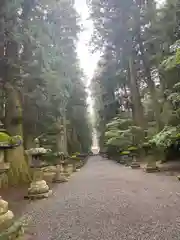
{"left": 2, "top": 156, "right": 180, "bottom": 240}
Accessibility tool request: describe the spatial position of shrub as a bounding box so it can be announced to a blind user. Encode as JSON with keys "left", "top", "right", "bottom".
{"left": 149, "top": 126, "right": 179, "bottom": 151}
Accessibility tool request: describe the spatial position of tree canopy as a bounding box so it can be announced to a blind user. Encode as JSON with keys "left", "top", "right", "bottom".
{"left": 89, "top": 0, "right": 180, "bottom": 159}
{"left": 0, "top": 0, "right": 92, "bottom": 185}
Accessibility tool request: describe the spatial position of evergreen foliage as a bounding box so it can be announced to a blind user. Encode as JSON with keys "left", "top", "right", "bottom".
{"left": 89, "top": 0, "right": 180, "bottom": 161}
{"left": 0, "top": 0, "right": 92, "bottom": 185}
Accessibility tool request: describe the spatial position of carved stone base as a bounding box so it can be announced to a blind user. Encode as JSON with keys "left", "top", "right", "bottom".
{"left": 119, "top": 160, "right": 125, "bottom": 164}
{"left": 145, "top": 163, "right": 159, "bottom": 173}
{"left": 0, "top": 221, "right": 23, "bottom": 240}
{"left": 131, "top": 161, "right": 140, "bottom": 169}
{"left": 53, "top": 172, "right": 68, "bottom": 183}
{"left": 68, "top": 164, "right": 73, "bottom": 174}
{"left": 43, "top": 172, "right": 56, "bottom": 183}
{"left": 0, "top": 210, "right": 14, "bottom": 231}
{"left": 73, "top": 163, "right": 76, "bottom": 172}
{"left": 25, "top": 180, "right": 52, "bottom": 199}
{"left": 25, "top": 190, "right": 52, "bottom": 200}
{"left": 0, "top": 197, "right": 23, "bottom": 239}
{"left": 53, "top": 177, "right": 68, "bottom": 183}
{"left": 64, "top": 164, "right": 73, "bottom": 177}
{"left": 53, "top": 165, "right": 69, "bottom": 183}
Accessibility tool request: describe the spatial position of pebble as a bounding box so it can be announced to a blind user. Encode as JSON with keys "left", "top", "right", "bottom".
{"left": 21, "top": 156, "right": 180, "bottom": 239}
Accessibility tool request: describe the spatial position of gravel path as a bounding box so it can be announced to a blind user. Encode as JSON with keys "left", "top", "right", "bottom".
{"left": 22, "top": 156, "right": 180, "bottom": 240}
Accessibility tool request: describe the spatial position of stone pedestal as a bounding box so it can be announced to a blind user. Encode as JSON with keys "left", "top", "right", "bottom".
{"left": 145, "top": 162, "right": 159, "bottom": 173}
{"left": 0, "top": 197, "right": 23, "bottom": 239}
{"left": 72, "top": 162, "right": 77, "bottom": 172}
{"left": 53, "top": 164, "right": 68, "bottom": 183}
{"left": 131, "top": 162, "right": 140, "bottom": 169}
{"left": 0, "top": 163, "right": 10, "bottom": 188}
{"left": 43, "top": 172, "right": 56, "bottom": 183}
{"left": 25, "top": 168, "right": 52, "bottom": 199}
{"left": 64, "top": 164, "right": 73, "bottom": 178}
{"left": 119, "top": 155, "right": 132, "bottom": 165}
{"left": 131, "top": 156, "right": 140, "bottom": 169}
{"left": 68, "top": 164, "right": 73, "bottom": 174}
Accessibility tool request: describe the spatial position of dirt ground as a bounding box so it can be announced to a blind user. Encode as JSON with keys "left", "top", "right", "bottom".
{"left": 2, "top": 156, "right": 180, "bottom": 239}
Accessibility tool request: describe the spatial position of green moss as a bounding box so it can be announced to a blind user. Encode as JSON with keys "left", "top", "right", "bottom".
{"left": 0, "top": 133, "right": 22, "bottom": 148}
{"left": 120, "top": 151, "right": 130, "bottom": 155}
{"left": 0, "top": 132, "right": 11, "bottom": 144}
{"left": 128, "top": 146, "right": 138, "bottom": 151}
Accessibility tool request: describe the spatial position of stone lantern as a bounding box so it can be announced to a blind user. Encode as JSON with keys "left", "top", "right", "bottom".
{"left": 0, "top": 121, "right": 23, "bottom": 239}
{"left": 53, "top": 152, "right": 69, "bottom": 183}
{"left": 129, "top": 147, "right": 141, "bottom": 169}
{"left": 143, "top": 143, "right": 159, "bottom": 173}
{"left": 63, "top": 160, "right": 74, "bottom": 178}
{"left": 25, "top": 139, "right": 52, "bottom": 199}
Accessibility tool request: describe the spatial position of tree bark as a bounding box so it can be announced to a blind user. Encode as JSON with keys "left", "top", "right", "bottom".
{"left": 4, "top": 12, "right": 31, "bottom": 184}
{"left": 5, "top": 84, "right": 30, "bottom": 185}
{"left": 138, "top": 38, "right": 162, "bottom": 131}
{"left": 56, "top": 115, "right": 68, "bottom": 154}
{"left": 0, "top": 2, "right": 6, "bottom": 121}
{"left": 128, "top": 55, "right": 146, "bottom": 128}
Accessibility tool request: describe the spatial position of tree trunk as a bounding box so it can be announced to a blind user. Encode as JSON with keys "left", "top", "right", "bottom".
{"left": 24, "top": 133, "right": 35, "bottom": 149}
{"left": 3, "top": 3, "right": 31, "bottom": 185}
{"left": 56, "top": 119, "right": 64, "bottom": 153}
{"left": 138, "top": 38, "right": 162, "bottom": 131}
{"left": 5, "top": 84, "right": 30, "bottom": 185}
{"left": 67, "top": 126, "right": 81, "bottom": 154}
{"left": 128, "top": 55, "right": 146, "bottom": 128}
{"left": 0, "top": 2, "right": 6, "bottom": 121}
{"left": 62, "top": 114, "right": 68, "bottom": 154}
{"left": 56, "top": 114, "right": 68, "bottom": 154}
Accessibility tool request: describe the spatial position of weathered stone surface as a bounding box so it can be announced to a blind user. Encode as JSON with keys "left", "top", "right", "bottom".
{"left": 67, "top": 164, "right": 73, "bottom": 173}
{"left": 53, "top": 176, "right": 68, "bottom": 183}
{"left": 0, "top": 173, "right": 8, "bottom": 189}
{"left": 131, "top": 162, "right": 140, "bottom": 169}
{"left": 26, "top": 179, "right": 51, "bottom": 199}
{"left": 64, "top": 165, "right": 72, "bottom": 177}
{"left": 52, "top": 164, "right": 69, "bottom": 183}
{"left": 0, "top": 220, "right": 23, "bottom": 240}
{"left": 53, "top": 172, "right": 68, "bottom": 183}
{"left": 32, "top": 169, "right": 43, "bottom": 181}
{"left": 43, "top": 172, "right": 56, "bottom": 183}
{"left": 30, "top": 180, "right": 47, "bottom": 187}
{"left": 42, "top": 166, "right": 57, "bottom": 172}
{"left": 0, "top": 198, "right": 8, "bottom": 215}
{"left": 145, "top": 163, "right": 159, "bottom": 173}
{"left": 145, "top": 167, "right": 159, "bottom": 173}
{"left": 72, "top": 164, "right": 76, "bottom": 172}
{"left": 0, "top": 197, "right": 23, "bottom": 239}
{"left": 25, "top": 190, "right": 52, "bottom": 200}
{"left": 28, "top": 180, "right": 49, "bottom": 193}
{"left": 28, "top": 186, "right": 49, "bottom": 195}
{"left": 119, "top": 160, "right": 125, "bottom": 164}
{"left": 0, "top": 210, "right": 14, "bottom": 232}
